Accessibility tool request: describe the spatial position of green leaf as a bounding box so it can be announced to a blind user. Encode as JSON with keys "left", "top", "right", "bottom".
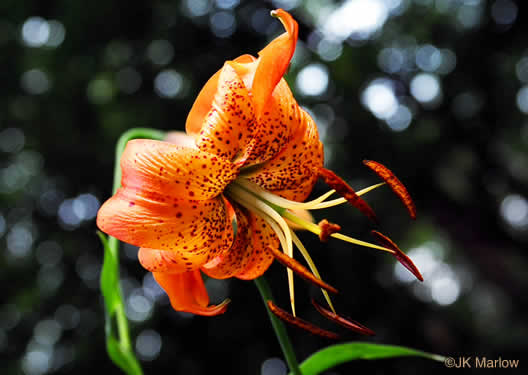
{"left": 294, "top": 342, "right": 445, "bottom": 375}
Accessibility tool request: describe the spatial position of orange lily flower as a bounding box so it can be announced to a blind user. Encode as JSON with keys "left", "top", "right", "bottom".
{"left": 97, "top": 9, "right": 420, "bottom": 334}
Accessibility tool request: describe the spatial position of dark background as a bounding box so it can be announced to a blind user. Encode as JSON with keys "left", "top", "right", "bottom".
{"left": 1, "top": 0, "right": 526, "bottom": 374}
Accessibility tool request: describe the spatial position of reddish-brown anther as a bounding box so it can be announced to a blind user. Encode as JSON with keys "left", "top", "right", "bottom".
{"left": 311, "top": 299, "right": 375, "bottom": 336}
{"left": 363, "top": 160, "right": 417, "bottom": 220}
{"left": 266, "top": 246, "right": 338, "bottom": 294}
{"left": 267, "top": 300, "right": 340, "bottom": 339}
{"left": 371, "top": 230, "right": 423, "bottom": 282}
{"left": 318, "top": 167, "right": 378, "bottom": 223}
{"left": 318, "top": 219, "right": 341, "bottom": 242}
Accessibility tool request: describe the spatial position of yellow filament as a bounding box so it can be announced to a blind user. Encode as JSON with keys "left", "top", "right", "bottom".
{"left": 291, "top": 230, "right": 336, "bottom": 313}
{"left": 311, "top": 182, "right": 387, "bottom": 210}
{"left": 282, "top": 210, "right": 396, "bottom": 254}
{"left": 237, "top": 178, "right": 336, "bottom": 210}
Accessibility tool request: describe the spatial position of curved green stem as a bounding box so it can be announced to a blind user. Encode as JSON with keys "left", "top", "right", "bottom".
{"left": 254, "top": 277, "right": 302, "bottom": 375}
{"left": 100, "top": 128, "right": 166, "bottom": 375}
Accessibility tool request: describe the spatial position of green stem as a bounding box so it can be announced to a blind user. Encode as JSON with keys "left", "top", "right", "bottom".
{"left": 254, "top": 277, "right": 302, "bottom": 375}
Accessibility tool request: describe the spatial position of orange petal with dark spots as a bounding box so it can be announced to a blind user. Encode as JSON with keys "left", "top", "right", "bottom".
{"left": 138, "top": 247, "right": 190, "bottom": 274}
{"left": 195, "top": 62, "right": 255, "bottom": 162}
{"left": 202, "top": 203, "right": 254, "bottom": 279}
{"left": 186, "top": 54, "right": 256, "bottom": 137}
{"left": 266, "top": 245, "right": 338, "bottom": 294}
{"left": 311, "top": 299, "right": 375, "bottom": 336}
{"left": 97, "top": 190, "right": 234, "bottom": 271}
{"left": 252, "top": 9, "right": 298, "bottom": 118}
{"left": 120, "top": 139, "right": 238, "bottom": 201}
{"left": 371, "top": 230, "right": 423, "bottom": 282}
{"left": 245, "top": 109, "right": 324, "bottom": 201}
{"left": 267, "top": 300, "right": 339, "bottom": 339}
{"left": 318, "top": 168, "right": 378, "bottom": 223}
{"left": 154, "top": 270, "right": 230, "bottom": 316}
{"left": 363, "top": 160, "right": 417, "bottom": 220}
{"left": 235, "top": 213, "right": 278, "bottom": 280}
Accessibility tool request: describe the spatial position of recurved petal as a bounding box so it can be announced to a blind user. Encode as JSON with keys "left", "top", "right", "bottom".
{"left": 97, "top": 189, "right": 234, "bottom": 270}
{"left": 186, "top": 54, "right": 256, "bottom": 137}
{"left": 195, "top": 63, "right": 255, "bottom": 162}
{"left": 235, "top": 213, "right": 278, "bottom": 280}
{"left": 138, "top": 247, "right": 189, "bottom": 274}
{"left": 245, "top": 109, "right": 324, "bottom": 201}
{"left": 153, "top": 270, "right": 230, "bottom": 316}
{"left": 251, "top": 9, "right": 298, "bottom": 117}
{"left": 201, "top": 203, "right": 254, "bottom": 279}
{"left": 120, "top": 139, "right": 238, "bottom": 201}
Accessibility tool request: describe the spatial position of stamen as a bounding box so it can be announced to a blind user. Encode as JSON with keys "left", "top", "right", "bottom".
{"left": 311, "top": 299, "right": 375, "bottom": 336}
{"left": 236, "top": 178, "right": 336, "bottom": 210}
{"left": 363, "top": 160, "right": 417, "bottom": 220}
{"left": 310, "top": 182, "right": 386, "bottom": 210}
{"left": 282, "top": 210, "right": 396, "bottom": 254}
{"left": 291, "top": 231, "right": 336, "bottom": 313}
{"left": 318, "top": 168, "right": 378, "bottom": 223}
{"left": 371, "top": 230, "right": 423, "bottom": 282}
{"left": 318, "top": 219, "right": 341, "bottom": 242}
{"left": 267, "top": 301, "right": 340, "bottom": 340}
{"left": 266, "top": 246, "right": 338, "bottom": 294}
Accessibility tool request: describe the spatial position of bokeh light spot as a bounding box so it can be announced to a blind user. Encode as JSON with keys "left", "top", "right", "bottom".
{"left": 415, "top": 44, "right": 442, "bottom": 72}
{"left": 34, "top": 319, "right": 62, "bottom": 346}
{"left": 410, "top": 73, "right": 441, "bottom": 104}
{"left": 22, "top": 349, "right": 51, "bottom": 375}
{"left": 322, "top": 0, "right": 389, "bottom": 41}
{"left": 500, "top": 194, "right": 528, "bottom": 229}
{"left": 147, "top": 39, "right": 174, "bottom": 66}
{"left": 378, "top": 47, "right": 405, "bottom": 74}
{"left": 21, "top": 69, "right": 51, "bottom": 95}
{"left": 86, "top": 78, "right": 115, "bottom": 105}
{"left": 516, "top": 86, "right": 528, "bottom": 114}
{"left": 154, "top": 70, "right": 184, "bottom": 99}
{"left": 21, "top": 17, "right": 49, "bottom": 47}
{"left": 361, "top": 78, "right": 398, "bottom": 120}
{"left": 386, "top": 104, "right": 413, "bottom": 131}
{"left": 261, "top": 357, "right": 287, "bottom": 375}
{"left": 209, "top": 11, "right": 237, "bottom": 38}
{"left": 491, "top": 0, "right": 518, "bottom": 26}
{"left": 136, "top": 329, "right": 162, "bottom": 361}
{"left": 296, "top": 63, "right": 329, "bottom": 97}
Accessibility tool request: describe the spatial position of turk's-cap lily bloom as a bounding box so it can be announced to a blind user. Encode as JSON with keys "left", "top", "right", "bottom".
{"left": 97, "top": 9, "right": 420, "bottom": 336}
